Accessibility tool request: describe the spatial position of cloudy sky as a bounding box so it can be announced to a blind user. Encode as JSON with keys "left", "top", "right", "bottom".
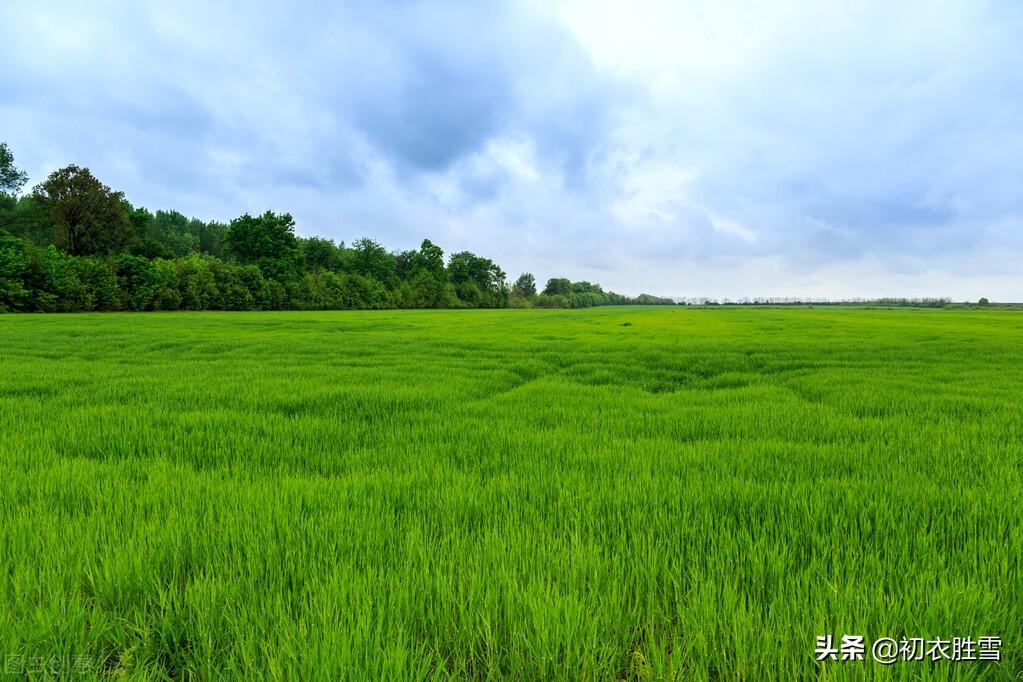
{"left": 2, "top": 0, "right": 1022, "bottom": 299}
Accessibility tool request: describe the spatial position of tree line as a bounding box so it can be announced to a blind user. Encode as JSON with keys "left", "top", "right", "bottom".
{"left": 679, "top": 297, "right": 955, "bottom": 307}
{"left": 0, "top": 143, "right": 673, "bottom": 313}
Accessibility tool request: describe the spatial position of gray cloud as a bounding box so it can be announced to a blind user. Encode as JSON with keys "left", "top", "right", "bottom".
{"left": 1, "top": 0, "right": 1022, "bottom": 299}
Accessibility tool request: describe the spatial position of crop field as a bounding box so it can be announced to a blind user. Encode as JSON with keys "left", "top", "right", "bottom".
{"left": 1, "top": 306, "right": 1021, "bottom": 680}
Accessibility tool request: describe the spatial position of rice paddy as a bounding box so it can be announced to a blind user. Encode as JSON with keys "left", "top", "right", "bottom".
{"left": 1, "top": 306, "right": 1021, "bottom": 680}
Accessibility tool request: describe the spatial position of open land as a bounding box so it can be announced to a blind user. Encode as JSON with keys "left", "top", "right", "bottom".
{"left": 1, "top": 307, "right": 1020, "bottom": 679}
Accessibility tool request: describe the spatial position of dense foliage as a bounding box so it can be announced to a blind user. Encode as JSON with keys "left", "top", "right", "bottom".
{"left": 0, "top": 144, "right": 673, "bottom": 313}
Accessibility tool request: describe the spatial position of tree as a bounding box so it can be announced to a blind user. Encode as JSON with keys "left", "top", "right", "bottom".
{"left": 299, "top": 236, "right": 341, "bottom": 272}
{"left": 127, "top": 205, "right": 157, "bottom": 255}
{"left": 0, "top": 229, "right": 31, "bottom": 311}
{"left": 0, "top": 195, "right": 51, "bottom": 246}
{"left": 25, "top": 245, "right": 86, "bottom": 312}
{"left": 115, "top": 253, "right": 159, "bottom": 311}
{"left": 0, "top": 142, "right": 29, "bottom": 197}
{"left": 448, "top": 251, "right": 507, "bottom": 307}
{"left": 151, "top": 259, "right": 183, "bottom": 311}
{"left": 75, "top": 256, "right": 120, "bottom": 310}
{"left": 535, "top": 293, "right": 569, "bottom": 308}
{"left": 211, "top": 260, "right": 256, "bottom": 310}
{"left": 226, "top": 211, "right": 299, "bottom": 279}
{"left": 176, "top": 254, "right": 219, "bottom": 310}
{"left": 512, "top": 273, "right": 537, "bottom": 298}
{"left": 350, "top": 237, "right": 397, "bottom": 287}
{"left": 32, "top": 165, "right": 135, "bottom": 256}
{"left": 415, "top": 238, "right": 445, "bottom": 274}
{"left": 136, "top": 209, "right": 200, "bottom": 259}
{"left": 197, "top": 220, "right": 228, "bottom": 258}
{"left": 395, "top": 239, "right": 452, "bottom": 307}
{"left": 543, "top": 277, "right": 571, "bottom": 296}
{"left": 978, "top": 297, "right": 990, "bottom": 306}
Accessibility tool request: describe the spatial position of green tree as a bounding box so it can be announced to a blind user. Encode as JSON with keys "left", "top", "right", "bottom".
{"left": 151, "top": 259, "right": 183, "bottom": 310}
{"left": 136, "top": 209, "right": 200, "bottom": 259}
{"left": 176, "top": 254, "right": 219, "bottom": 310}
{"left": 32, "top": 165, "right": 135, "bottom": 256}
{"left": 512, "top": 273, "right": 537, "bottom": 298}
{"left": 543, "top": 277, "right": 571, "bottom": 296}
{"left": 197, "top": 220, "right": 228, "bottom": 258}
{"left": 0, "top": 196, "right": 51, "bottom": 246}
{"left": 300, "top": 236, "right": 342, "bottom": 272}
{"left": 447, "top": 251, "right": 507, "bottom": 308}
{"left": 75, "top": 257, "right": 120, "bottom": 310}
{"left": 210, "top": 260, "right": 256, "bottom": 310}
{"left": 350, "top": 238, "right": 398, "bottom": 287}
{"left": 226, "top": 211, "right": 299, "bottom": 280}
{"left": 0, "top": 230, "right": 31, "bottom": 311}
{"left": 0, "top": 142, "right": 29, "bottom": 197}
{"left": 414, "top": 238, "right": 445, "bottom": 274}
{"left": 127, "top": 205, "right": 156, "bottom": 255}
{"left": 25, "top": 245, "right": 86, "bottom": 311}
{"left": 301, "top": 270, "right": 355, "bottom": 310}
{"left": 535, "top": 293, "right": 569, "bottom": 308}
{"left": 115, "top": 254, "right": 159, "bottom": 311}
{"left": 395, "top": 239, "right": 452, "bottom": 307}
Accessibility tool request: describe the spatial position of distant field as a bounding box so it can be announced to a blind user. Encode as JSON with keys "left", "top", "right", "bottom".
{"left": 1, "top": 307, "right": 1021, "bottom": 680}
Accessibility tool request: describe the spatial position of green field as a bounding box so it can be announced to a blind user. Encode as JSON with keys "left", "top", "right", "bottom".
{"left": 1, "top": 307, "right": 1021, "bottom": 680}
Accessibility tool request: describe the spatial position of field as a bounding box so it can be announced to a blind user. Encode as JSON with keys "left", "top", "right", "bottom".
{"left": 1, "top": 307, "right": 1021, "bottom": 680}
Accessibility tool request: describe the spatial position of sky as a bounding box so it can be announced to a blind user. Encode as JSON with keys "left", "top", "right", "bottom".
{"left": 2, "top": 0, "right": 1022, "bottom": 300}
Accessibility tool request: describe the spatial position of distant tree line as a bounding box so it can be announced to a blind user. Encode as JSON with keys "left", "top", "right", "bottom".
{"left": 514, "top": 275, "right": 672, "bottom": 308}
{"left": 0, "top": 143, "right": 672, "bottom": 313}
{"left": 680, "top": 297, "right": 954, "bottom": 307}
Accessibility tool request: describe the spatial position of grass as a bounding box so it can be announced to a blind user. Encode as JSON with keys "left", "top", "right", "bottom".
{"left": 0, "top": 306, "right": 1021, "bottom": 680}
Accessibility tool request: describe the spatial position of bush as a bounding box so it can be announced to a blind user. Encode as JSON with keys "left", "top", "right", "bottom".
{"left": 28, "top": 246, "right": 86, "bottom": 312}
{"left": 535, "top": 293, "right": 569, "bottom": 308}
{"left": 0, "top": 230, "right": 31, "bottom": 311}
{"left": 76, "top": 257, "right": 120, "bottom": 310}
{"left": 177, "top": 254, "right": 218, "bottom": 310}
{"left": 115, "top": 253, "right": 158, "bottom": 311}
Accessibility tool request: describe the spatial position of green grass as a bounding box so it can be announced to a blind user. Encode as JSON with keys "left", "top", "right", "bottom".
{"left": 1, "top": 307, "right": 1021, "bottom": 680}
